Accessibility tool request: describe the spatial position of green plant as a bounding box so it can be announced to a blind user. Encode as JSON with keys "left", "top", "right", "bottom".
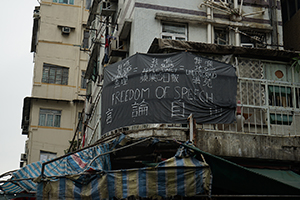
{"left": 291, "top": 53, "right": 300, "bottom": 73}
{"left": 64, "top": 139, "right": 81, "bottom": 154}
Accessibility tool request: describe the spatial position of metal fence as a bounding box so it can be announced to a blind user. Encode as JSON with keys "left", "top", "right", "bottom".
{"left": 204, "top": 58, "right": 300, "bottom": 136}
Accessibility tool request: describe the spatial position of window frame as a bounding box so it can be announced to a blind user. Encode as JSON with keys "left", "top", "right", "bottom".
{"left": 42, "top": 63, "right": 69, "bottom": 85}
{"left": 263, "top": 62, "right": 299, "bottom": 126}
{"left": 268, "top": 85, "right": 293, "bottom": 107}
{"left": 240, "top": 30, "right": 266, "bottom": 48}
{"left": 214, "top": 28, "right": 229, "bottom": 45}
{"left": 53, "top": 0, "right": 74, "bottom": 5}
{"left": 40, "top": 151, "right": 57, "bottom": 162}
{"left": 81, "top": 71, "right": 87, "bottom": 89}
{"left": 161, "top": 22, "right": 187, "bottom": 41}
{"left": 78, "top": 112, "right": 83, "bottom": 132}
{"left": 82, "top": 30, "right": 89, "bottom": 49}
{"left": 38, "top": 109, "right": 62, "bottom": 128}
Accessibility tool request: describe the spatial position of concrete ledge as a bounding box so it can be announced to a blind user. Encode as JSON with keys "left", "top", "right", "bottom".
{"left": 196, "top": 130, "right": 300, "bottom": 162}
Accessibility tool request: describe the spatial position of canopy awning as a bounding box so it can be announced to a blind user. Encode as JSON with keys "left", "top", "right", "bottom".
{"left": 2, "top": 137, "right": 300, "bottom": 198}
{"left": 249, "top": 168, "right": 300, "bottom": 190}
{"left": 180, "top": 142, "right": 300, "bottom": 195}
{"left": 1, "top": 137, "right": 212, "bottom": 199}
{"left": 0, "top": 135, "right": 125, "bottom": 194}
{"left": 36, "top": 156, "right": 211, "bottom": 200}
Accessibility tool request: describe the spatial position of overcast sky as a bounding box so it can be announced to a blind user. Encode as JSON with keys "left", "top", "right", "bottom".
{"left": 0, "top": 0, "right": 39, "bottom": 175}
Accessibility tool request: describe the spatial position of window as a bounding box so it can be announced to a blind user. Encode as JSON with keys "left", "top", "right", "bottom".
{"left": 81, "top": 71, "right": 87, "bottom": 89}
{"left": 214, "top": 28, "right": 228, "bottom": 45}
{"left": 240, "top": 30, "right": 266, "bottom": 48}
{"left": 265, "top": 64, "right": 294, "bottom": 108}
{"left": 39, "top": 109, "right": 61, "bottom": 127}
{"left": 263, "top": 63, "right": 298, "bottom": 126}
{"left": 82, "top": 30, "right": 89, "bottom": 49}
{"left": 162, "top": 23, "right": 187, "bottom": 41}
{"left": 86, "top": 0, "right": 92, "bottom": 9}
{"left": 270, "top": 113, "right": 293, "bottom": 125}
{"left": 40, "top": 151, "right": 57, "bottom": 162}
{"left": 42, "top": 63, "right": 69, "bottom": 85}
{"left": 53, "top": 0, "right": 74, "bottom": 5}
{"left": 78, "top": 112, "right": 83, "bottom": 132}
{"left": 268, "top": 85, "right": 292, "bottom": 107}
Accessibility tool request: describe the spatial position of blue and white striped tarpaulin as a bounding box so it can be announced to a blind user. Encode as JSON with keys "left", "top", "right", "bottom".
{"left": 36, "top": 156, "right": 211, "bottom": 200}
{"left": 0, "top": 135, "right": 125, "bottom": 194}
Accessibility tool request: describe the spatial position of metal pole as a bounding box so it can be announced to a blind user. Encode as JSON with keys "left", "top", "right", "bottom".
{"left": 195, "top": 194, "right": 300, "bottom": 198}
{"left": 188, "top": 114, "right": 193, "bottom": 142}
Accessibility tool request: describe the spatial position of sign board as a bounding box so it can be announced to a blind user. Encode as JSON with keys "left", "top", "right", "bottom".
{"left": 102, "top": 52, "right": 237, "bottom": 134}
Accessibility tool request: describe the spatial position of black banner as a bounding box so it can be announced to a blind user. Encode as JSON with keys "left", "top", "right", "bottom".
{"left": 101, "top": 52, "right": 237, "bottom": 134}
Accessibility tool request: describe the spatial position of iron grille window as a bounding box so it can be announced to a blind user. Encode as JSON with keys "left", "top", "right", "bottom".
{"left": 270, "top": 113, "right": 293, "bottom": 125}
{"left": 39, "top": 109, "right": 61, "bottom": 127}
{"left": 53, "top": 0, "right": 74, "bottom": 5}
{"left": 268, "top": 85, "right": 293, "bottom": 107}
{"left": 42, "top": 63, "right": 69, "bottom": 85}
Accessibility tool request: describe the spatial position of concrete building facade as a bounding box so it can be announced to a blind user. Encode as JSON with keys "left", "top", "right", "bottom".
{"left": 78, "top": 0, "right": 300, "bottom": 172}
{"left": 2, "top": 0, "right": 298, "bottom": 198}
{"left": 21, "top": 0, "right": 90, "bottom": 165}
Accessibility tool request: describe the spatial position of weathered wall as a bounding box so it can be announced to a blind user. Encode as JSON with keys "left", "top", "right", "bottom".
{"left": 196, "top": 130, "right": 300, "bottom": 162}
{"left": 27, "top": 1, "right": 88, "bottom": 164}
{"left": 27, "top": 99, "right": 84, "bottom": 163}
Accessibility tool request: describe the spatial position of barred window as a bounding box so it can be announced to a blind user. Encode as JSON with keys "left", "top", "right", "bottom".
{"left": 42, "top": 63, "right": 69, "bottom": 85}
{"left": 268, "top": 85, "right": 292, "bottom": 107}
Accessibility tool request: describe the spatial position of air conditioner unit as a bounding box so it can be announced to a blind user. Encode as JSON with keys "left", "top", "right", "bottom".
{"left": 241, "top": 43, "right": 254, "bottom": 48}
{"left": 62, "top": 26, "right": 71, "bottom": 34}
{"left": 21, "top": 153, "right": 27, "bottom": 161}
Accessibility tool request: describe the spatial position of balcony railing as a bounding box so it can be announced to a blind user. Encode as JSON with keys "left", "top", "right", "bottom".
{"left": 203, "top": 58, "right": 300, "bottom": 136}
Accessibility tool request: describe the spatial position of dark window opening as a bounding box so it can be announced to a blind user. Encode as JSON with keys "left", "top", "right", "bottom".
{"left": 268, "top": 85, "right": 293, "bottom": 107}
{"left": 241, "top": 30, "right": 266, "bottom": 48}
{"left": 81, "top": 71, "right": 87, "bottom": 89}
{"left": 214, "top": 28, "right": 228, "bottom": 45}
{"left": 82, "top": 31, "right": 89, "bottom": 49}
{"left": 270, "top": 113, "right": 293, "bottom": 125}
